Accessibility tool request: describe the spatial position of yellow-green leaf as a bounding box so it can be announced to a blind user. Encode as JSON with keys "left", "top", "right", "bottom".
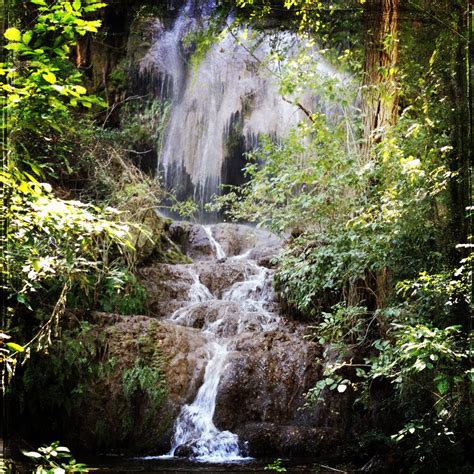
{"left": 75, "top": 85, "right": 87, "bottom": 95}
{"left": 22, "top": 30, "right": 33, "bottom": 45}
{"left": 4, "top": 28, "right": 22, "bottom": 42}
{"left": 6, "top": 342, "right": 25, "bottom": 353}
{"left": 42, "top": 71, "right": 57, "bottom": 84}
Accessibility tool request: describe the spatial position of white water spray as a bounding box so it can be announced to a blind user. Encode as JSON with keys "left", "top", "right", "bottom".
{"left": 168, "top": 342, "right": 241, "bottom": 462}
{"left": 203, "top": 226, "right": 226, "bottom": 260}
{"left": 161, "top": 224, "right": 279, "bottom": 462}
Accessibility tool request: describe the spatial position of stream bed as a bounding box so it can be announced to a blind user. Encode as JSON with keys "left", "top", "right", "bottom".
{"left": 83, "top": 455, "right": 348, "bottom": 473}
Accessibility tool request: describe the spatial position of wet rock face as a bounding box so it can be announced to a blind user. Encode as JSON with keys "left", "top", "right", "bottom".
{"left": 168, "top": 221, "right": 281, "bottom": 265}
{"left": 214, "top": 329, "right": 322, "bottom": 432}
{"left": 168, "top": 221, "right": 215, "bottom": 260}
{"left": 172, "top": 301, "right": 280, "bottom": 338}
{"left": 211, "top": 223, "right": 281, "bottom": 257}
{"left": 62, "top": 314, "right": 211, "bottom": 454}
{"left": 234, "top": 423, "right": 343, "bottom": 458}
{"left": 138, "top": 259, "right": 251, "bottom": 317}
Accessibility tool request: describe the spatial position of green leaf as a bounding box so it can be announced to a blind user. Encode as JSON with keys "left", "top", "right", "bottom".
{"left": 22, "top": 30, "right": 33, "bottom": 45}
{"left": 4, "top": 27, "right": 22, "bottom": 42}
{"left": 6, "top": 342, "right": 25, "bottom": 353}
{"left": 73, "top": 0, "right": 82, "bottom": 10}
{"left": 16, "top": 293, "right": 33, "bottom": 310}
{"left": 437, "top": 378, "right": 449, "bottom": 395}
{"left": 42, "top": 71, "right": 57, "bottom": 84}
{"left": 30, "top": 0, "right": 47, "bottom": 4}
{"left": 83, "top": 3, "right": 107, "bottom": 11}
{"left": 4, "top": 42, "right": 25, "bottom": 51}
{"left": 75, "top": 85, "right": 87, "bottom": 95}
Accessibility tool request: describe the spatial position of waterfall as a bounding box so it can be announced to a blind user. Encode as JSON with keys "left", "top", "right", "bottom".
{"left": 149, "top": 224, "right": 279, "bottom": 462}
{"left": 168, "top": 341, "right": 241, "bottom": 462}
{"left": 187, "top": 269, "right": 214, "bottom": 302}
{"left": 202, "top": 225, "right": 226, "bottom": 260}
{"left": 132, "top": 1, "right": 350, "bottom": 463}
{"left": 138, "top": 0, "right": 320, "bottom": 207}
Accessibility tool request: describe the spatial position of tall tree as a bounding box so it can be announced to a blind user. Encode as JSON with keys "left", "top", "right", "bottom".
{"left": 361, "top": 0, "right": 399, "bottom": 159}
{"left": 449, "top": 0, "right": 472, "bottom": 246}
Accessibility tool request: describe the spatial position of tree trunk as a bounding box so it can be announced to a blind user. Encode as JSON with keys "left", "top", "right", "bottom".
{"left": 362, "top": 0, "right": 399, "bottom": 159}
{"left": 449, "top": 0, "right": 472, "bottom": 250}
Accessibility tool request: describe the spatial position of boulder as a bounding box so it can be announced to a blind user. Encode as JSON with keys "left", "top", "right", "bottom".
{"left": 212, "top": 223, "right": 281, "bottom": 258}
{"left": 214, "top": 329, "right": 322, "bottom": 432}
{"left": 54, "top": 314, "right": 211, "bottom": 454}
{"left": 234, "top": 423, "right": 344, "bottom": 458}
{"left": 168, "top": 221, "right": 215, "bottom": 260}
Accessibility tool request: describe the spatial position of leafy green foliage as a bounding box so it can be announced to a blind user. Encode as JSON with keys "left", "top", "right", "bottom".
{"left": 19, "top": 320, "right": 112, "bottom": 417}
{"left": 169, "top": 198, "right": 200, "bottom": 221}
{"left": 3, "top": 171, "right": 132, "bottom": 305}
{"left": 2, "top": 0, "right": 107, "bottom": 174}
{"left": 23, "top": 441, "right": 89, "bottom": 473}
{"left": 120, "top": 99, "right": 171, "bottom": 151}
{"left": 264, "top": 458, "right": 287, "bottom": 472}
{"left": 0, "top": 0, "right": 159, "bottom": 388}
{"left": 224, "top": 2, "right": 472, "bottom": 469}
{"left": 122, "top": 358, "right": 166, "bottom": 408}
{"left": 97, "top": 267, "right": 147, "bottom": 315}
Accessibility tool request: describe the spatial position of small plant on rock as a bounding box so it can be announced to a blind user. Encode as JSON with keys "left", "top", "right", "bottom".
{"left": 23, "top": 442, "right": 89, "bottom": 473}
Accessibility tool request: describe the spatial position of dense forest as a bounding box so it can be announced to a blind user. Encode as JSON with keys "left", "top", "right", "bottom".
{"left": 1, "top": 0, "right": 472, "bottom": 473}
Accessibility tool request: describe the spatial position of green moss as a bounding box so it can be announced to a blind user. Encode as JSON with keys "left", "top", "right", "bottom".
{"left": 122, "top": 359, "right": 166, "bottom": 407}
{"left": 108, "top": 60, "right": 129, "bottom": 92}
{"left": 149, "top": 232, "right": 192, "bottom": 264}
{"left": 162, "top": 248, "right": 193, "bottom": 264}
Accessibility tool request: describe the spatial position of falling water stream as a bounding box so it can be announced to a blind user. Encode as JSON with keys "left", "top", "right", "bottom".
{"left": 138, "top": 0, "right": 346, "bottom": 207}
{"left": 149, "top": 225, "right": 280, "bottom": 463}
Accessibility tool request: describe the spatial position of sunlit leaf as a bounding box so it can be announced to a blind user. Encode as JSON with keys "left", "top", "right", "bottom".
{"left": 42, "top": 71, "right": 57, "bottom": 84}
{"left": 337, "top": 384, "right": 347, "bottom": 393}
{"left": 22, "top": 451, "right": 42, "bottom": 459}
{"left": 22, "top": 30, "right": 33, "bottom": 45}
{"left": 6, "top": 342, "right": 25, "bottom": 353}
{"left": 4, "top": 27, "right": 22, "bottom": 42}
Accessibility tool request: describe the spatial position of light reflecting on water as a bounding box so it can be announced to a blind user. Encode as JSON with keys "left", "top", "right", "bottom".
{"left": 87, "top": 455, "right": 341, "bottom": 473}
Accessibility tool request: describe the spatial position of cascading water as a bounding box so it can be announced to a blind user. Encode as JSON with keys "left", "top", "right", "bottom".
{"left": 203, "top": 226, "right": 226, "bottom": 260}
{"left": 158, "top": 224, "right": 279, "bottom": 462}
{"left": 167, "top": 342, "right": 241, "bottom": 462}
{"left": 133, "top": 1, "right": 349, "bottom": 463}
{"left": 187, "top": 269, "right": 214, "bottom": 302}
{"left": 138, "top": 0, "right": 345, "bottom": 208}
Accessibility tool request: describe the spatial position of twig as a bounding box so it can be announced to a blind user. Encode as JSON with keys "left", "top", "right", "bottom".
{"left": 100, "top": 94, "right": 149, "bottom": 127}
{"left": 314, "top": 463, "right": 348, "bottom": 473}
{"left": 282, "top": 96, "right": 315, "bottom": 123}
